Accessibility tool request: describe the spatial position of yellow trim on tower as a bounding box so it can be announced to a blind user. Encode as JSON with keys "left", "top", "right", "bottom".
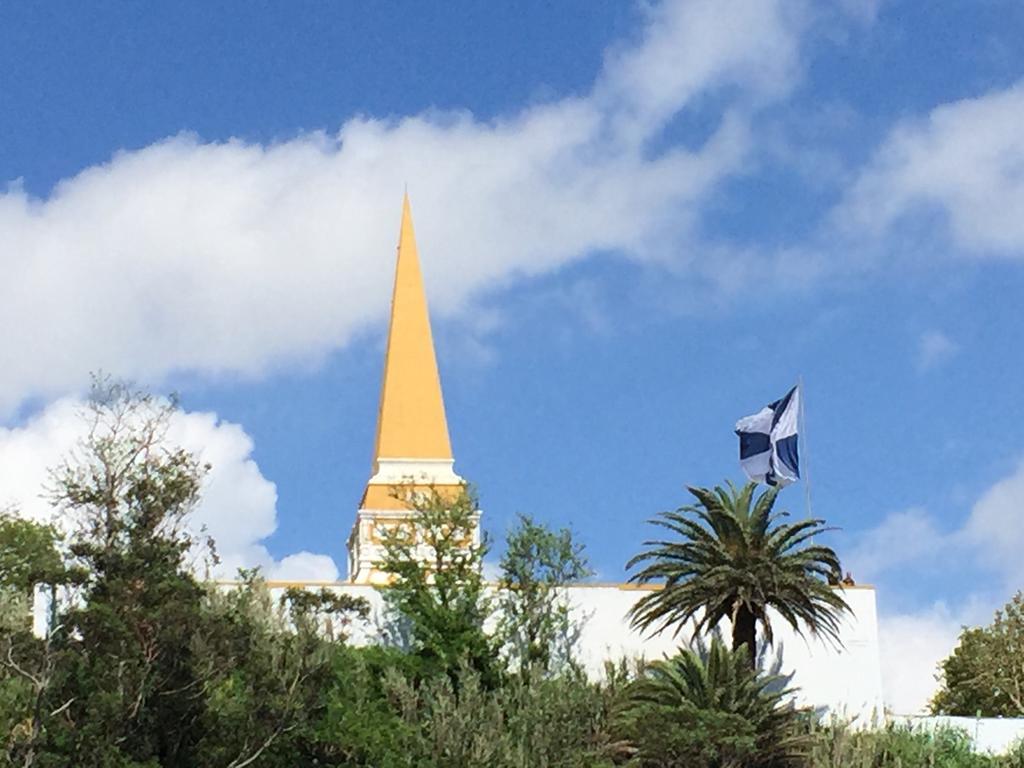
{"left": 359, "top": 482, "right": 464, "bottom": 510}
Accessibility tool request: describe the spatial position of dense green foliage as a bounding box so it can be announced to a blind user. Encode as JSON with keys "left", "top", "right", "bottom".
{"left": 497, "top": 514, "right": 592, "bottom": 676}
{"left": 45, "top": 388, "right": 211, "bottom": 766}
{"left": 804, "top": 722, "right": 1024, "bottom": 768}
{"left": 0, "top": 516, "right": 68, "bottom": 594}
{"left": 616, "top": 636, "right": 808, "bottom": 768}
{"left": 377, "top": 484, "right": 497, "bottom": 684}
{"left": 932, "top": 592, "right": 1024, "bottom": 717}
{"left": 627, "top": 482, "right": 848, "bottom": 665}
{"left": 3, "top": 382, "right": 1021, "bottom": 766}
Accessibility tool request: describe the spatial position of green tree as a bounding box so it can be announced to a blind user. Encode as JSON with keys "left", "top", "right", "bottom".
{"left": 377, "top": 484, "right": 495, "bottom": 683}
{"left": 932, "top": 592, "right": 1024, "bottom": 717}
{"left": 498, "top": 514, "right": 592, "bottom": 675}
{"left": 39, "top": 380, "right": 212, "bottom": 767}
{"left": 281, "top": 585, "right": 370, "bottom": 644}
{"left": 0, "top": 515, "right": 80, "bottom": 768}
{"left": 627, "top": 481, "right": 847, "bottom": 666}
{"left": 314, "top": 645, "right": 420, "bottom": 768}
{"left": 0, "top": 515, "right": 67, "bottom": 595}
{"left": 194, "top": 572, "right": 370, "bottom": 767}
{"left": 614, "top": 636, "right": 808, "bottom": 768}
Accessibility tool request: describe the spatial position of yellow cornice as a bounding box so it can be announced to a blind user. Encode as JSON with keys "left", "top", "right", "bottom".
{"left": 214, "top": 580, "right": 875, "bottom": 592}
{"left": 359, "top": 482, "right": 463, "bottom": 511}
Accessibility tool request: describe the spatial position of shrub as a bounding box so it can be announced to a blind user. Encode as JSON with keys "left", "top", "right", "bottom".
{"left": 613, "top": 637, "right": 808, "bottom": 768}
{"left": 804, "top": 721, "right": 1012, "bottom": 768}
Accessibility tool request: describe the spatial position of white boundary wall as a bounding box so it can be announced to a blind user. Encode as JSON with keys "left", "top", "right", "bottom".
{"left": 892, "top": 716, "right": 1024, "bottom": 755}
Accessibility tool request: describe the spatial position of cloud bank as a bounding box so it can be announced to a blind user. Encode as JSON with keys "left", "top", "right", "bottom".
{"left": 848, "top": 459, "right": 1024, "bottom": 713}
{"left": 0, "top": 0, "right": 806, "bottom": 413}
{"left": 839, "top": 79, "right": 1024, "bottom": 256}
{"left": 0, "top": 398, "right": 338, "bottom": 581}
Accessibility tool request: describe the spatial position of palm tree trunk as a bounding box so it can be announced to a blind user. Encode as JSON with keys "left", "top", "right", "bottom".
{"left": 732, "top": 605, "right": 757, "bottom": 668}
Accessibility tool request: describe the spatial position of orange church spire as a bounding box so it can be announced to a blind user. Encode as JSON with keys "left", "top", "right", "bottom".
{"left": 348, "top": 194, "right": 472, "bottom": 584}
{"left": 371, "top": 193, "right": 453, "bottom": 465}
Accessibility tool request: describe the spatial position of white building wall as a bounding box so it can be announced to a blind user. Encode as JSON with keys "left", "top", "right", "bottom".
{"left": 563, "top": 584, "right": 883, "bottom": 723}
{"left": 259, "top": 580, "right": 884, "bottom": 721}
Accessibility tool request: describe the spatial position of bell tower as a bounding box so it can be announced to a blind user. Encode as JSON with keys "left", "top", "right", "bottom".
{"left": 347, "top": 195, "right": 477, "bottom": 584}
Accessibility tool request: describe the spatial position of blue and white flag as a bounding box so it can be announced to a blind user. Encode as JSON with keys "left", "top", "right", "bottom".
{"left": 735, "top": 385, "right": 800, "bottom": 487}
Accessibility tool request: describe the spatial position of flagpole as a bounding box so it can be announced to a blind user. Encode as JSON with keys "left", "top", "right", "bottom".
{"left": 798, "top": 375, "right": 814, "bottom": 521}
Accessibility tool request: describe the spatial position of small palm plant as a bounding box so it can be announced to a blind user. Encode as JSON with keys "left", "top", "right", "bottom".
{"left": 627, "top": 481, "right": 848, "bottom": 666}
{"left": 614, "top": 637, "right": 809, "bottom": 768}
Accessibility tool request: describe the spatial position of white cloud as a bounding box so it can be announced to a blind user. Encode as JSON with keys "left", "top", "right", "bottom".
{"left": 963, "top": 458, "right": 1024, "bottom": 588}
{"left": 851, "top": 458, "right": 1024, "bottom": 713}
{"left": 0, "top": 398, "right": 338, "bottom": 581}
{"left": 482, "top": 559, "right": 503, "bottom": 583}
{"left": 0, "top": 0, "right": 808, "bottom": 414}
{"left": 850, "top": 460, "right": 1024, "bottom": 590}
{"left": 267, "top": 553, "right": 340, "bottom": 583}
{"left": 845, "top": 507, "right": 948, "bottom": 580}
{"left": 878, "top": 603, "right": 971, "bottom": 714}
{"left": 838, "top": 79, "right": 1024, "bottom": 255}
{"left": 916, "top": 330, "right": 959, "bottom": 371}
{"left": 836, "top": 0, "right": 884, "bottom": 24}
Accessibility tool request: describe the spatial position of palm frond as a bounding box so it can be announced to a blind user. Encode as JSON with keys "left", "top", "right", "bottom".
{"left": 627, "top": 481, "right": 851, "bottom": 661}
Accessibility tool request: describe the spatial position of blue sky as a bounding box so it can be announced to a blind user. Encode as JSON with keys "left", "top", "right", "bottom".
{"left": 2, "top": 0, "right": 1024, "bottom": 711}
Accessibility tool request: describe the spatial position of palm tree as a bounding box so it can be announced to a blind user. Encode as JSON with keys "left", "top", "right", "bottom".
{"left": 614, "top": 636, "right": 809, "bottom": 768}
{"left": 627, "top": 481, "right": 848, "bottom": 666}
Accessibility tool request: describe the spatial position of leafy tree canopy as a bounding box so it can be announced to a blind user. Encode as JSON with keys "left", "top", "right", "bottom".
{"left": 377, "top": 484, "right": 496, "bottom": 683}
{"left": 0, "top": 515, "right": 68, "bottom": 593}
{"left": 628, "top": 481, "right": 848, "bottom": 666}
{"left": 498, "top": 513, "right": 592, "bottom": 676}
{"left": 932, "top": 591, "right": 1024, "bottom": 717}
